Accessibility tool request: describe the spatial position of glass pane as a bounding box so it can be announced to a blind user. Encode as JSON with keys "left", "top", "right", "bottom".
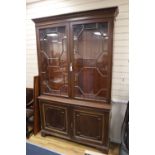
{"left": 73, "top": 22, "right": 109, "bottom": 101}
{"left": 39, "top": 26, "right": 68, "bottom": 96}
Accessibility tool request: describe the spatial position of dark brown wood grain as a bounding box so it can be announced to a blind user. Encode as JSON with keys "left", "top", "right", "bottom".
{"left": 32, "top": 7, "right": 118, "bottom": 26}
{"left": 39, "top": 100, "right": 110, "bottom": 153}
{"left": 33, "top": 7, "right": 118, "bottom": 153}
{"left": 33, "top": 76, "right": 41, "bottom": 135}
{"left": 41, "top": 103, "right": 70, "bottom": 136}
{"left": 38, "top": 95, "right": 111, "bottom": 110}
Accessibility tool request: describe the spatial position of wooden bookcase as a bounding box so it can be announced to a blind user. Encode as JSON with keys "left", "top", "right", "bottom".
{"left": 33, "top": 7, "right": 118, "bottom": 153}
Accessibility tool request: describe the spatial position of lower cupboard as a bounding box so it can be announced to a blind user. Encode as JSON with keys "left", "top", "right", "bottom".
{"left": 39, "top": 97, "right": 111, "bottom": 153}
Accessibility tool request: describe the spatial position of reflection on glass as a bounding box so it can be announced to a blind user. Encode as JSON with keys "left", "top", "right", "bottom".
{"left": 73, "top": 22, "right": 109, "bottom": 101}
{"left": 39, "top": 26, "right": 68, "bottom": 96}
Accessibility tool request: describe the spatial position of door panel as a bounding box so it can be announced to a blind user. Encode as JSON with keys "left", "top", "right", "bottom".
{"left": 73, "top": 108, "right": 105, "bottom": 144}
{"left": 39, "top": 25, "right": 69, "bottom": 97}
{"left": 71, "top": 22, "right": 110, "bottom": 101}
{"left": 41, "top": 102, "right": 69, "bottom": 136}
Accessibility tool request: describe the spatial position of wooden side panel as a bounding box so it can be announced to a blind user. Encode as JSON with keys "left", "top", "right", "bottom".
{"left": 33, "top": 76, "right": 41, "bottom": 135}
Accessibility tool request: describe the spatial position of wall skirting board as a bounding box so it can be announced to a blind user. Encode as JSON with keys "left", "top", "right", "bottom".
{"left": 110, "top": 100, "right": 128, "bottom": 143}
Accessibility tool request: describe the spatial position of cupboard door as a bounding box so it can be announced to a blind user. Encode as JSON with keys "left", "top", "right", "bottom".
{"left": 72, "top": 108, "right": 108, "bottom": 145}
{"left": 38, "top": 25, "right": 69, "bottom": 97}
{"left": 71, "top": 21, "right": 111, "bottom": 102}
{"left": 41, "top": 102, "right": 69, "bottom": 136}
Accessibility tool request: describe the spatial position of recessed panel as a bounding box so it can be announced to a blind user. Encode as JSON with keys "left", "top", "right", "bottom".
{"left": 43, "top": 104, "right": 68, "bottom": 134}
{"left": 73, "top": 109, "right": 104, "bottom": 144}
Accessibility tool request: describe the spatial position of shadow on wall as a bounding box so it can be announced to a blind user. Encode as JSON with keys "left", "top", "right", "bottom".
{"left": 110, "top": 102, "right": 128, "bottom": 143}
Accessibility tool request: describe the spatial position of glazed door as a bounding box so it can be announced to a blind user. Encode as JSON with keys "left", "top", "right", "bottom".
{"left": 71, "top": 21, "right": 112, "bottom": 102}
{"left": 38, "top": 24, "right": 70, "bottom": 97}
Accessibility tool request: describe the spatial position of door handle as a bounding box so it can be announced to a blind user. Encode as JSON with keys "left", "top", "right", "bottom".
{"left": 70, "top": 63, "right": 73, "bottom": 72}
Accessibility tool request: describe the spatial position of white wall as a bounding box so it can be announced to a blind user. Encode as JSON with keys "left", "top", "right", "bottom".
{"left": 26, "top": 0, "right": 129, "bottom": 143}
{"left": 110, "top": 102, "right": 127, "bottom": 143}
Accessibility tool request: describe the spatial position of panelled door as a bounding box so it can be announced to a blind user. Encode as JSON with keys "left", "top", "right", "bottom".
{"left": 40, "top": 101, "right": 70, "bottom": 137}
{"left": 72, "top": 107, "right": 109, "bottom": 146}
